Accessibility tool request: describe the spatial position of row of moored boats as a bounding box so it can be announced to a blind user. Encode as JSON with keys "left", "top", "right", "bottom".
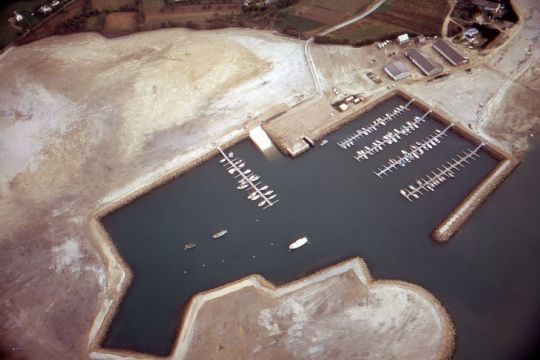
{"left": 400, "top": 144, "right": 484, "bottom": 202}
{"left": 373, "top": 124, "right": 453, "bottom": 177}
{"left": 218, "top": 149, "right": 278, "bottom": 209}
{"left": 354, "top": 113, "right": 428, "bottom": 161}
{"left": 337, "top": 100, "right": 414, "bottom": 149}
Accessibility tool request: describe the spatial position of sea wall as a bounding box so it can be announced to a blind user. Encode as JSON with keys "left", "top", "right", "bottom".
{"left": 393, "top": 89, "right": 519, "bottom": 242}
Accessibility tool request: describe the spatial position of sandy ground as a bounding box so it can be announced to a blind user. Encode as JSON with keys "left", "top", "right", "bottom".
{"left": 179, "top": 259, "right": 453, "bottom": 360}
{"left": 0, "top": 0, "right": 538, "bottom": 357}
{"left": 0, "top": 28, "right": 313, "bottom": 359}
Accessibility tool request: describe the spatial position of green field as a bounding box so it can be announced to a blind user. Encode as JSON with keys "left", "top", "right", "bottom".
{"left": 329, "top": 0, "right": 450, "bottom": 44}
{"left": 274, "top": 13, "right": 323, "bottom": 33}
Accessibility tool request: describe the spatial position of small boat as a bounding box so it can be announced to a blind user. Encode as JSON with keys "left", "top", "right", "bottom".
{"left": 184, "top": 242, "right": 196, "bottom": 251}
{"left": 320, "top": 139, "right": 328, "bottom": 146}
{"left": 219, "top": 158, "right": 226, "bottom": 164}
{"left": 289, "top": 237, "right": 308, "bottom": 251}
{"left": 212, "top": 230, "right": 228, "bottom": 239}
{"left": 237, "top": 184, "right": 248, "bottom": 190}
{"left": 228, "top": 152, "right": 234, "bottom": 158}
{"left": 258, "top": 200, "right": 267, "bottom": 207}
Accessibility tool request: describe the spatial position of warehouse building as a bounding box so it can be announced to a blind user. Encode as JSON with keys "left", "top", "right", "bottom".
{"left": 384, "top": 61, "right": 411, "bottom": 81}
{"left": 433, "top": 39, "right": 468, "bottom": 66}
{"left": 405, "top": 48, "right": 443, "bottom": 76}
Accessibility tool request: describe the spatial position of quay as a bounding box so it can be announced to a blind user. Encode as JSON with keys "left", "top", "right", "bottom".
{"left": 393, "top": 89, "right": 521, "bottom": 242}
{"left": 432, "top": 157, "right": 519, "bottom": 242}
{"left": 400, "top": 144, "right": 484, "bottom": 202}
{"left": 374, "top": 124, "right": 454, "bottom": 178}
{"left": 218, "top": 147, "right": 278, "bottom": 209}
{"left": 337, "top": 99, "right": 415, "bottom": 149}
{"left": 354, "top": 110, "right": 431, "bottom": 162}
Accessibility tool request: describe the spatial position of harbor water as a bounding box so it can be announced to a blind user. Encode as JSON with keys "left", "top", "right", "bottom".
{"left": 101, "top": 96, "right": 540, "bottom": 358}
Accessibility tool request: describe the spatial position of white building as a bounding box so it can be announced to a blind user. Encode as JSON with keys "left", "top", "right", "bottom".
{"left": 14, "top": 11, "right": 24, "bottom": 22}
{"left": 397, "top": 34, "right": 410, "bottom": 45}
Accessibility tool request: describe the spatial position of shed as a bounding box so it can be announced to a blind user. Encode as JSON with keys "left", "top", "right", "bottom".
{"left": 405, "top": 48, "right": 442, "bottom": 76}
{"left": 384, "top": 61, "right": 411, "bottom": 81}
{"left": 433, "top": 39, "right": 468, "bottom": 66}
{"left": 397, "top": 34, "right": 410, "bottom": 45}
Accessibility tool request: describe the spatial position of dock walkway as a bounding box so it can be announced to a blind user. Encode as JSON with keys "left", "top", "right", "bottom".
{"left": 374, "top": 124, "right": 454, "bottom": 178}
{"left": 400, "top": 143, "right": 484, "bottom": 202}
{"left": 337, "top": 99, "right": 415, "bottom": 150}
{"left": 354, "top": 110, "right": 431, "bottom": 162}
{"left": 218, "top": 148, "right": 278, "bottom": 209}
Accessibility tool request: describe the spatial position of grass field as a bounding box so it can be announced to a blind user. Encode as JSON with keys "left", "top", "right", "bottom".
{"left": 104, "top": 12, "right": 137, "bottom": 34}
{"left": 330, "top": 0, "right": 450, "bottom": 43}
{"left": 143, "top": 0, "right": 166, "bottom": 9}
{"left": 90, "top": 0, "right": 135, "bottom": 12}
{"left": 274, "top": 13, "right": 323, "bottom": 33}
{"left": 276, "top": 0, "right": 372, "bottom": 36}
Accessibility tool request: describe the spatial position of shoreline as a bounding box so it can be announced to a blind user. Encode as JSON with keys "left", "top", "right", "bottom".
{"left": 90, "top": 257, "right": 455, "bottom": 359}
{"left": 86, "top": 89, "right": 516, "bottom": 358}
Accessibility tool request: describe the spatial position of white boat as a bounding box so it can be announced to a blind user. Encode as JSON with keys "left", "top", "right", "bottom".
{"left": 219, "top": 158, "right": 226, "bottom": 164}
{"left": 258, "top": 200, "right": 267, "bottom": 207}
{"left": 320, "top": 139, "right": 328, "bottom": 146}
{"left": 289, "top": 237, "right": 308, "bottom": 251}
{"left": 237, "top": 184, "right": 248, "bottom": 190}
{"left": 228, "top": 152, "right": 234, "bottom": 158}
{"left": 212, "top": 230, "right": 228, "bottom": 239}
{"left": 260, "top": 185, "right": 268, "bottom": 191}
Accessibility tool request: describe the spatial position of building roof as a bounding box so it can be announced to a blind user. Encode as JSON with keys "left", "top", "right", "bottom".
{"left": 397, "top": 34, "right": 409, "bottom": 44}
{"left": 405, "top": 48, "right": 441, "bottom": 76}
{"left": 433, "top": 39, "right": 468, "bottom": 66}
{"left": 384, "top": 61, "right": 411, "bottom": 80}
{"left": 463, "top": 28, "right": 479, "bottom": 37}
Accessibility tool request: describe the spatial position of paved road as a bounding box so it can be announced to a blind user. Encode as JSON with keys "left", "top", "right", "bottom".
{"left": 304, "top": 0, "right": 388, "bottom": 95}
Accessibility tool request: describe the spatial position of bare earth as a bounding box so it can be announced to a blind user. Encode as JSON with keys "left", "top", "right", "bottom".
{"left": 179, "top": 259, "right": 453, "bottom": 360}
{"left": 0, "top": 0, "right": 539, "bottom": 358}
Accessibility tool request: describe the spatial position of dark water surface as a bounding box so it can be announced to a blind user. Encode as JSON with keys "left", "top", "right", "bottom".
{"left": 102, "top": 96, "right": 540, "bottom": 358}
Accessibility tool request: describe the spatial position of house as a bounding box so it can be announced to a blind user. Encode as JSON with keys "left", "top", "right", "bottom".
{"left": 384, "top": 61, "right": 411, "bottom": 81}
{"left": 38, "top": 5, "right": 53, "bottom": 14}
{"left": 463, "top": 27, "right": 479, "bottom": 40}
{"left": 14, "top": 11, "right": 24, "bottom": 22}
{"left": 472, "top": 0, "right": 503, "bottom": 15}
{"left": 397, "top": 34, "right": 410, "bottom": 45}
